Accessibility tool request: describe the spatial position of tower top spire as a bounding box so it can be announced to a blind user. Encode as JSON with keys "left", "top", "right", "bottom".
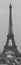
{"left": 9, "top": 3, "right": 13, "bottom": 34}
{"left": 9, "top": 3, "right": 12, "bottom": 9}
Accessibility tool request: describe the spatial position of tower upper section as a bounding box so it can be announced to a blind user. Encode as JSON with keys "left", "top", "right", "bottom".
{"left": 9, "top": 3, "right": 13, "bottom": 34}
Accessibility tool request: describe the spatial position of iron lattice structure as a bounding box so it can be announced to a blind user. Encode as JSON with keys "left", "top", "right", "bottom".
{"left": 0, "top": 3, "right": 21, "bottom": 65}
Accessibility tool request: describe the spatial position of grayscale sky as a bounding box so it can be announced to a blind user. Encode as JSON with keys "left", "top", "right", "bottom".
{"left": 0, "top": 0, "right": 21, "bottom": 53}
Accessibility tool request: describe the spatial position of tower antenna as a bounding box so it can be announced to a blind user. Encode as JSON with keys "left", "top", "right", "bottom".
{"left": 10, "top": 0, "right": 12, "bottom": 4}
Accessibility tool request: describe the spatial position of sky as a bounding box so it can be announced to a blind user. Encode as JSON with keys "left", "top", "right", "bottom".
{"left": 0, "top": 0, "right": 21, "bottom": 53}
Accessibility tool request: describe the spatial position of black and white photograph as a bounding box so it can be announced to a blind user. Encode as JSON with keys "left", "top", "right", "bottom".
{"left": 0, "top": 0, "right": 21, "bottom": 65}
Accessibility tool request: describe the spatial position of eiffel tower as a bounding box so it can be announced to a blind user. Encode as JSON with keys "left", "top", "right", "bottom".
{"left": 1, "top": 3, "right": 20, "bottom": 64}
{"left": 3, "top": 3, "right": 18, "bottom": 56}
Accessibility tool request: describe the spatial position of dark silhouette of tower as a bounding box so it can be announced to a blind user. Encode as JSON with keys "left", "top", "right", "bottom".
{"left": 2, "top": 3, "right": 18, "bottom": 57}
{"left": 0, "top": 3, "right": 20, "bottom": 64}
{"left": 4, "top": 3, "right": 17, "bottom": 50}
{"left": 2, "top": 3, "right": 18, "bottom": 58}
